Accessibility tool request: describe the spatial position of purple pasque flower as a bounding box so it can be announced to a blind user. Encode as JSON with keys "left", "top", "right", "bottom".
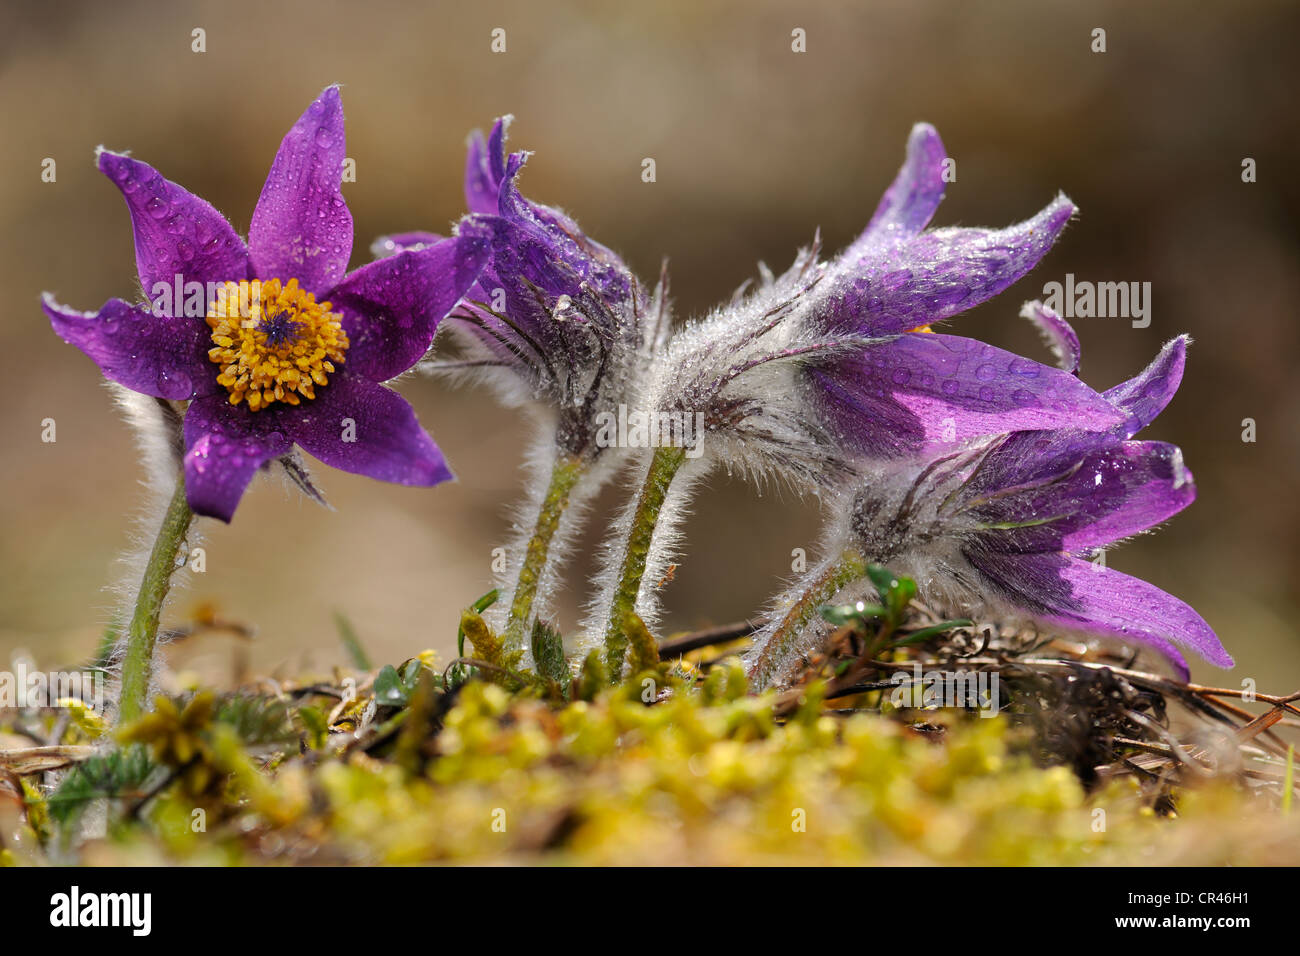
{"left": 376, "top": 117, "right": 670, "bottom": 654}
{"left": 376, "top": 116, "right": 668, "bottom": 463}
{"left": 646, "top": 123, "right": 1127, "bottom": 484}
{"left": 44, "top": 87, "right": 490, "bottom": 521}
{"left": 580, "top": 125, "right": 1132, "bottom": 661}
{"left": 833, "top": 331, "right": 1231, "bottom": 679}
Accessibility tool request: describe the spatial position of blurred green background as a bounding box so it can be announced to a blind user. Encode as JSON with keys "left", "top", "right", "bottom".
{"left": 1, "top": 0, "right": 1296, "bottom": 690}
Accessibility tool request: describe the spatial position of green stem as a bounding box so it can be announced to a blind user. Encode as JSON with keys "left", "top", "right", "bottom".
{"left": 747, "top": 547, "right": 867, "bottom": 691}
{"left": 117, "top": 475, "right": 194, "bottom": 725}
{"left": 504, "top": 453, "right": 586, "bottom": 651}
{"left": 603, "top": 445, "right": 688, "bottom": 674}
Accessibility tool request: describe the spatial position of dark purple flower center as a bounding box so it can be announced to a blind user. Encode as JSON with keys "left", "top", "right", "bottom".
{"left": 260, "top": 311, "right": 301, "bottom": 348}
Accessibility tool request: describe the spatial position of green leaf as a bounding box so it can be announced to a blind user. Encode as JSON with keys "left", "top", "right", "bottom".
{"left": 864, "top": 564, "right": 917, "bottom": 624}
{"left": 819, "top": 602, "right": 887, "bottom": 627}
{"left": 885, "top": 576, "right": 917, "bottom": 621}
{"left": 864, "top": 564, "right": 897, "bottom": 599}
{"left": 214, "top": 694, "right": 296, "bottom": 747}
{"left": 48, "top": 745, "right": 159, "bottom": 827}
{"left": 531, "top": 619, "right": 569, "bottom": 686}
{"left": 296, "top": 705, "right": 329, "bottom": 750}
{"left": 889, "top": 619, "right": 974, "bottom": 648}
{"left": 472, "top": 589, "right": 501, "bottom": 613}
{"left": 373, "top": 665, "right": 410, "bottom": 707}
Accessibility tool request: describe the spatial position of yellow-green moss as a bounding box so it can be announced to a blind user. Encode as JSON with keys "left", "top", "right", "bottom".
{"left": 11, "top": 678, "right": 1300, "bottom": 866}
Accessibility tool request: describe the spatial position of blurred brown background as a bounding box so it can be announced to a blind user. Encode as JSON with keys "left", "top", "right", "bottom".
{"left": 1, "top": 0, "right": 1296, "bottom": 689}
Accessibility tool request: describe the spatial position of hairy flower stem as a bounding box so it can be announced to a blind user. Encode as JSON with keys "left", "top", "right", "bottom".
{"left": 117, "top": 474, "right": 194, "bottom": 726}
{"left": 504, "top": 452, "right": 585, "bottom": 650}
{"left": 747, "top": 548, "right": 868, "bottom": 691}
{"left": 603, "top": 445, "right": 688, "bottom": 674}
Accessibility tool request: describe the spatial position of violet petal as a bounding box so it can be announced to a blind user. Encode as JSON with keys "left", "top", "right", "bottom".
{"left": 43, "top": 294, "right": 213, "bottom": 400}
{"left": 183, "top": 395, "right": 293, "bottom": 522}
{"left": 494, "top": 153, "right": 638, "bottom": 306}
{"left": 464, "top": 117, "right": 511, "bottom": 214}
{"left": 96, "top": 149, "right": 247, "bottom": 294}
{"left": 1057, "top": 442, "right": 1195, "bottom": 551}
{"left": 281, "top": 374, "right": 453, "bottom": 487}
{"left": 370, "top": 231, "right": 443, "bottom": 259}
{"left": 809, "top": 332, "right": 1125, "bottom": 457}
{"left": 972, "top": 550, "right": 1231, "bottom": 675}
{"left": 970, "top": 440, "right": 1196, "bottom": 553}
{"left": 962, "top": 429, "right": 1106, "bottom": 502}
{"left": 857, "top": 122, "right": 948, "bottom": 244}
{"left": 329, "top": 227, "right": 491, "bottom": 382}
{"left": 821, "top": 194, "right": 1076, "bottom": 337}
{"left": 1019, "top": 299, "right": 1081, "bottom": 373}
{"left": 1103, "top": 335, "right": 1187, "bottom": 436}
{"left": 248, "top": 86, "right": 352, "bottom": 295}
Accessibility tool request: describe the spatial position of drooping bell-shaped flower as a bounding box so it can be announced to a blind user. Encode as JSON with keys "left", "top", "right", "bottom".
{"left": 647, "top": 124, "right": 1124, "bottom": 473}
{"left": 583, "top": 125, "right": 1127, "bottom": 669}
{"left": 745, "top": 329, "right": 1231, "bottom": 688}
{"left": 377, "top": 118, "right": 670, "bottom": 655}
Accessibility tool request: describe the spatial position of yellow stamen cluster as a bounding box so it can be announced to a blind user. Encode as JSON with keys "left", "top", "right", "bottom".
{"left": 206, "top": 278, "right": 349, "bottom": 411}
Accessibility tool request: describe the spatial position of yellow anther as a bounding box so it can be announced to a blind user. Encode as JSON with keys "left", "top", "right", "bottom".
{"left": 205, "top": 278, "right": 349, "bottom": 410}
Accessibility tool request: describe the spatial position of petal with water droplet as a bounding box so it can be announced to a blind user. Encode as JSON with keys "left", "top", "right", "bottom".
{"left": 43, "top": 294, "right": 213, "bottom": 400}
{"left": 183, "top": 395, "right": 293, "bottom": 521}
{"left": 96, "top": 149, "right": 247, "bottom": 292}
{"left": 248, "top": 87, "right": 352, "bottom": 295}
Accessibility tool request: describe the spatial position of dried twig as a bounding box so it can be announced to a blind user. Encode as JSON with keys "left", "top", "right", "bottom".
{"left": 657, "top": 619, "right": 761, "bottom": 660}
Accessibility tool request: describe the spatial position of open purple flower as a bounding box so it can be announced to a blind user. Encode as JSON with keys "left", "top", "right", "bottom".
{"left": 44, "top": 87, "right": 490, "bottom": 521}
{"left": 745, "top": 329, "right": 1231, "bottom": 688}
